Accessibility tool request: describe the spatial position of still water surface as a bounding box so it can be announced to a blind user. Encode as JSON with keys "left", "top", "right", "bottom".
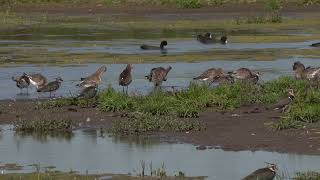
{"left": 0, "top": 125, "right": 320, "bottom": 179}
{"left": 1, "top": 58, "right": 320, "bottom": 100}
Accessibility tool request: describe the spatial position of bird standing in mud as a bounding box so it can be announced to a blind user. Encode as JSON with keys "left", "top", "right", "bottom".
{"left": 242, "top": 163, "right": 277, "bottom": 180}
{"left": 119, "top": 64, "right": 133, "bottom": 94}
{"left": 25, "top": 73, "right": 47, "bottom": 89}
{"left": 37, "top": 77, "right": 63, "bottom": 97}
{"left": 228, "top": 68, "right": 260, "bottom": 84}
{"left": 77, "top": 65, "right": 107, "bottom": 87}
{"left": 145, "top": 66, "right": 172, "bottom": 88}
{"left": 193, "top": 68, "right": 224, "bottom": 85}
{"left": 12, "top": 73, "right": 30, "bottom": 94}
{"left": 292, "top": 61, "right": 320, "bottom": 80}
{"left": 269, "top": 89, "right": 295, "bottom": 112}
{"left": 77, "top": 86, "right": 98, "bottom": 107}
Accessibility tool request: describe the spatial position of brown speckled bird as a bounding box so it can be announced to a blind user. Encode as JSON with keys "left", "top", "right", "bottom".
{"left": 229, "top": 68, "right": 260, "bottom": 84}
{"left": 292, "top": 61, "right": 320, "bottom": 80}
{"left": 25, "top": 73, "right": 47, "bottom": 89}
{"left": 37, "top": 77, "right": 63, "bottom": 97}
{"left": 193, "top": 68, "right": 224, "bottom": 85}
{"left": 145, "top": 66, "right": 172, "bottom": 88}
{"left": 77, "top": 65, "right": 107, "bottom": 87}
{"left": 119, "top": 64, "right": 133, "bottom": 94}
{"left": 269, "top": 89, "right": 295, "bottom": 112}
{"left": 12, "top": 73, "right": 30, "bottom": 94}
{"left": 242, "top": 163, "right": 277, "bottom": 180}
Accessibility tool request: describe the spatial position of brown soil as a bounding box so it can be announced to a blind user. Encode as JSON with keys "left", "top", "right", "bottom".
{"left": 9, "top": 3, "right": 320, "bottom": 20}
{"left": 1, "top": 100, "right": 320, "bottom": 155}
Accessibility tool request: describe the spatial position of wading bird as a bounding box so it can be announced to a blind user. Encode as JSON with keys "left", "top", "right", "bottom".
{"left": 145, "top": 66, "right": 172, "bottom": 88}
{"left": 119, "top": 64, "right": 133, "bottom": 94}
{"left": 37, "top": 77, "right": 63, "bottom": 97}
{"left": 77, "top": 65, "right": 107, "bottom": 87}
{"left": 12, "top": 73, "right": 30, "bottom": 94}
{"left": 228, "top": 68, "right": 260, "bottom": 84}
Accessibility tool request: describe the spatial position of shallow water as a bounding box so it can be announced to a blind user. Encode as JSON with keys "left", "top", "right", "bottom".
{"left": 0, "top": 38, "right": 318, "bottom": 55}
{"left": 1, "top": 58, "right": 320, "bottom": 100}
{"left": 0, "top": 125, "right": 319, "bottom": 179}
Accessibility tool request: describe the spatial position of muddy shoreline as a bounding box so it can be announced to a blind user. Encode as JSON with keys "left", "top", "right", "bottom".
{"left": 1, "top": 99, "right": 320, "bottom": 155}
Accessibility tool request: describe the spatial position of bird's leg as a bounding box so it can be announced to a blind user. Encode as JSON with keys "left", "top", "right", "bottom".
{"left": 26, "top": 88, "right": 29, "bottom": 95}
{"left": 19, "top": 88, "right": 22, "bottom": 95}
{"left": 126, "top": 86, "right": 129, "bottom": 95}
{"left": 49, "top": 92, "right": 52, "bottom": 98}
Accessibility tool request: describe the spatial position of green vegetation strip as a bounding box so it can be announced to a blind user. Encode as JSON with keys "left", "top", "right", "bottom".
{"left": 36, "top": 76, "right": 320, "bottom": 133}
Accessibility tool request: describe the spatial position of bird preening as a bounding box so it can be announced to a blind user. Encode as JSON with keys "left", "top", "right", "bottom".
{"left": 12, "top": 73, "right": 30, "bottom": 94}
{"left": 145, "top": 66, "right": 172, "bottom": 88}
{"left": 77, "top": 65, "right": 107, "bottom": 88}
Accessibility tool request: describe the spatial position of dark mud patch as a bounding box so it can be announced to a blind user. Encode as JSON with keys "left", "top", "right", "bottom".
{"left": 1, "top": 100, "right": 320, "bottom": 155}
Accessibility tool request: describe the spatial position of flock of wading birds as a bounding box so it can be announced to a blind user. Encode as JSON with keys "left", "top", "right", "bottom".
{"left": 9, "top": 33, "right": 320, "bottom": 180}
{"left": 11, "top": 32, "right": 320, "bottom": 102}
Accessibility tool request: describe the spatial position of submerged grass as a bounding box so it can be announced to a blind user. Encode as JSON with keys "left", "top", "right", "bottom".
{"left": 294, "top": 171, "right": 320, "bottom": 180}
{"left": 14, "top": 113, "right": 73, "bottom": 133}
{"left": 110, "top": 112, "right": 203, "bottom": 135}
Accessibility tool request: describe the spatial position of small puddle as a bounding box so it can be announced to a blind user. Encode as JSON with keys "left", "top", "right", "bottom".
{"left": 0, "top": 58, "right": 319, "bottom": 100}
{"left": 0, "top": 125, "right": 319, "bottom": 179}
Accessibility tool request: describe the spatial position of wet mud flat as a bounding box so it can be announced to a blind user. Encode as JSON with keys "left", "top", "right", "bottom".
{"left": 1, "top": 99, "right": 320, "bottom": 155}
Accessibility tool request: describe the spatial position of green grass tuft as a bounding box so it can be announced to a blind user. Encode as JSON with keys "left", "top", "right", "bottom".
{"left": 14, "top": 114, "right": 73, "bottom": 133}
{"left": 110, "top": 112, "right": 203, "bottom": 135}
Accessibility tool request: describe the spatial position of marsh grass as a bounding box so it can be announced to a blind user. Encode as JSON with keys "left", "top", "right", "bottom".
{"left": 110, "top": 112, "right": 202, "bottom": 135}
{"left": 294, "top": 171, "right": 320, "bottom": 180}
{"left": 14, "top": 113, "right": 73, "bottom": 133}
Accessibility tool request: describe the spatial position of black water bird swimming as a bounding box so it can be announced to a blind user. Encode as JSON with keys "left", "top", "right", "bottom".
{"left": 197, "top": 32, "right": 228, "bottom": 44}
{"left": 12, "top": 73, "right": 30, "bottom": 94}
{"left": 311, "top": 42, "right": 320, "bottom": 47}
{"left": 119, "top": 64, "right": 133, "bottom": 94}
{"left": 37, "top": 77, "right": 63, "bottom": 97}
{"left": 140, "top": 40, "right": 168, "bottom": 50}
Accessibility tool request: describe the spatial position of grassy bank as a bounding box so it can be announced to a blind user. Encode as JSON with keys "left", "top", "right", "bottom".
{"left": 36, "top": 76, "right": 320, "bottom": 133}
{"left": 1, "top": 0, "right": 320, "bottom": 9}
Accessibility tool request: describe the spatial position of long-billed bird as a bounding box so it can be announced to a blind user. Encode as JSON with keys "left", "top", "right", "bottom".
{"left": 193, "top": 68, "right": 224, "bottom": 85}
{"left": 119, "top": 64, "right": 133, "bottom": 94}
{"left": 242, "top": 163, "right": 277, "bottom": 180}
{"left": 145, "top": 66, "right": 172, "bottom": 88}
{"left": 25, "top": 73, "right": 47, "bottom": 89}
{"left": 12, "top": 73, "right": 30, "bottom": 94}
{"left": 77, "top": 65, "right": 107, "bottom": 87}
{"left": 37, "top": 77, "right": 63, "bottom": 97}
{"left": 228, "top": 68, "right": 260, "bottom": 84}
{"left": 77, "top": 86, "right": 98, "bottom": 107}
